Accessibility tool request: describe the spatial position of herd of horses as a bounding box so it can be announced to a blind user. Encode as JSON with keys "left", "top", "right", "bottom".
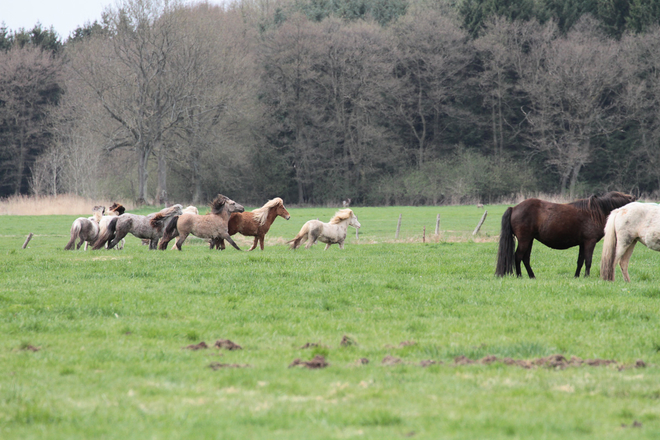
{"left": 65, "top": 194, "right": 361, "bottom": 254}
{"left": 65, "top": 191, "right": 660, "bottom": 282}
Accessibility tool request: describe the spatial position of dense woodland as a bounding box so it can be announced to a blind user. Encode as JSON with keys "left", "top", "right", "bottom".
{"left": 2, "top": 0, "right": 660, "bottom": 206}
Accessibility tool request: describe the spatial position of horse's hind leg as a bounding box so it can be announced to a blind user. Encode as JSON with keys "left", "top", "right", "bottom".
{"left": 515, "top": 239, "right": 535, "bottom": 278}
{"left": 77, "top": 238, "right": 84, "bottom": 250}
{"left": 581, "top": 241, "right": 598, "bottom": 277}
{"left": 306, "top": 229, "right": 320, "bottom": 249}
{"left": 149, "top": 239, "right": 158, "bottom": 250}
{"left": 174, "top": 233, "right": 189, "bottom": 250}
{"left": 109, "top": 230, "right": 128, "bottom": 250}
{"left": 619, "top": 241, "right": 638, "bottom": 282}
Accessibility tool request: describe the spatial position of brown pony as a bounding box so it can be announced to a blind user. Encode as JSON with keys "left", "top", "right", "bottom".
{"left": 495, "top": 191, "right": 635, "bottom": 278}
{"left": 158, "top": 195, "right": 244, "bottom": 251}
{"left": 212, "top": 197, "right": 290, "bottom": 251}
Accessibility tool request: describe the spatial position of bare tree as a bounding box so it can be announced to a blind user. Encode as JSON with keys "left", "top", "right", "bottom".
{"left": 620, "top": 27, "right": 660, "bottom": 196}
{"left": 68, "top": 0, "right": 200, "bottom": 205}
{"left": 388, "top": 10, "right": 473, "bottom": 169}
{"left": 520, "top": 18, "right": 626, "bottom": 198}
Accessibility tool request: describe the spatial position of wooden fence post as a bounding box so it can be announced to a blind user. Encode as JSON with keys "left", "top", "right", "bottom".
{"left": 435, "top": 214, "right": 440, "bottom": 235}
{"left": 473, "top": 211, "right": 488, "bottom": 235}
{"left": 395, "top": 214, "right": 402, "bottom": 239}
{"left": 22, "top": 233, "right": 34, "bottom": 249}
{"left": 423, "top": 226, "right": 426, "bottom": 243}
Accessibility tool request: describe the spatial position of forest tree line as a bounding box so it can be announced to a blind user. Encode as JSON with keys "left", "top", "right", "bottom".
{"left": 2, "top": 0, "right": 660, "bottom": 206}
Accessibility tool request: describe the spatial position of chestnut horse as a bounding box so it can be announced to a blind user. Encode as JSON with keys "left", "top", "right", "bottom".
{"left": 64, "top": 205, "right": 105, "bottom": 250}
{"left": 600, "top": 202, "right": 660, "bottom": 282}
{"left": 495, "top": 191, "right": 635, "bottom": 278}
{"left": 212, "top": 197, "right": 290, "bottom": 251}
{"left": 288, "top": 209, "right": 361, "bottom": 250}
{"left": 158, "top": 194, "right": 244, "bottom": 251}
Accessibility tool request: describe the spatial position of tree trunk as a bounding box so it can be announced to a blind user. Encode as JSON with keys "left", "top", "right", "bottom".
{"left": 569, "top": 163, "right": 582, "bottom": 200}
{"left": 156, "top": 142, "right": 167, "bottom": 206}
{"left": 136, "top": 147, "right": 150, "bottom": 205}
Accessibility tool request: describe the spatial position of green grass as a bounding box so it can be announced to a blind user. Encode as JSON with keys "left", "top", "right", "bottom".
{"left": 1, "top": 205, "right": 660, "bottom": 439}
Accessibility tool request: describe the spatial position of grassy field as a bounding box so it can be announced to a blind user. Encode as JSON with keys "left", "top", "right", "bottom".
{"left": 2, "top": 204, "right": 660, "bottom": 439}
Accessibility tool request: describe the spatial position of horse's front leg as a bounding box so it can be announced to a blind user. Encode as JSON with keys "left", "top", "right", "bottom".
{"left": 324, "top": 243, "right": 331, "bottom": 250}
{"left": 580, "top": 242, "right": 597, "bottom": 277}
{"left": 247, "top": 237, "right": 259, "bottom": 252}
{"left": 149, "top": 239, "right": 159, "bottom": 250}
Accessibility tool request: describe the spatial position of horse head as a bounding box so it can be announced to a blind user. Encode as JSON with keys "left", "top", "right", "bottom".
{"left": 275, "top": 199, "right": 290, "bottom": 220}
{"left": 349, "top": 212, "right": 361, "bottom": 229}
{"left": 92, "top": 206, "right": 105, "bottom": 222}
{"left": 210, "top": 194, "right": 244, "bottom": 216}
{"left": 108, "top": 202, "right": 126, "bottom": 215}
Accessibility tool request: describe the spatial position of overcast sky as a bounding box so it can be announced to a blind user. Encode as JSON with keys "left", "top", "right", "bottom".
{"left": 1, "top": 0, "right": 230, "bottom": 40}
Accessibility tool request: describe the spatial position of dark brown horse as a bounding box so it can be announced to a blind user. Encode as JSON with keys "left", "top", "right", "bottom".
{"left": 158, "top": 194, "right": 244, "bottom": 251}
{"left": 212, "top": 197, "right": 290, "bottom": 251}
{"left": 495, "top": 192, "right": 635, "bottom": 278}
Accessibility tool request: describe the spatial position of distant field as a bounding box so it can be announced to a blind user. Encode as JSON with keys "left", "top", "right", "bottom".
{"left": 1, "top": 206, "right": 660, "bottom": 439}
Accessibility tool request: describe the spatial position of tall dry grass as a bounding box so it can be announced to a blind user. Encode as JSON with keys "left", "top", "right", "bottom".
{"left": 0, "top": 194, "right": 135, "bottom": 216}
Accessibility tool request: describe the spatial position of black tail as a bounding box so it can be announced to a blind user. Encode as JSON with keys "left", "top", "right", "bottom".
{"left": 92, "top": 217, "right": 118, "bottom": 250}
{"left": 495, "top": 207, "right": 515, "bottom": 276}
{"left": 158, "top": 215, "right": 179, "bottom": 250}
{"left": 165, "top": 215, "right": 179, "bottom": 237}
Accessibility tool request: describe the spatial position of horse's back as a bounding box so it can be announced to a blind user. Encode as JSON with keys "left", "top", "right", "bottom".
{"left": 510, "top": 198, "right": 591, "bottom": 249}
{"left": 228, "top": 212, "right": 258, "bottom": 236}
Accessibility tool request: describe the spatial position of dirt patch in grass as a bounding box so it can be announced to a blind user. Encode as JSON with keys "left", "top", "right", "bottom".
{"left": 453, "top": 354, "right": 644, "bottom": 369}
{"left": 21, "top": 344, "right": 40, "bottom": 352}
{"left": 209, "top": 362, "right": 250, "bottom": 370}
{"left": 214, "top": 339, "right": 242, "bottom": 350}
{"left": 183, "top": 341, "right": 208, "bottom": 350}
{"left": 381, "top": 355, "right": 403, "bottom": 366}
{"left": 340, "top": 335, "right": 356, "bottom": 346}
{"left": 419, "top": 360, "right": 440, "bottom": 367}
{"left": 289, "top": 355, "right": 328, "bottom": 369}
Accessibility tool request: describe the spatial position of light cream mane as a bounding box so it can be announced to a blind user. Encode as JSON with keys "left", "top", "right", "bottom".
{"left": 329, "top": 209, "right": 353, "bottom": 224}
{"left": 252, "top": 197, "right": 284, "bottom": 226}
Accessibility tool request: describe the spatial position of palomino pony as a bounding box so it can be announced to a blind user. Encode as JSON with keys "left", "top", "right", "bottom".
{"left": 600, "top": 202, "right": 660, "bottom": 282}
{"left": 98, "top": 202, "right": 126, "bottom": 250}
{"left": 288, "top": 208, "right": 361, "bottom": 250}
{"left": 158, "top": 195, "right": 244, "bottom": 251}
{"left": 92, "top": 204, "right": 183, "bottom": 250}
{"left": 495, "top": 191, "right": 635, "bottom": 278}
{"left": 212, "top": 197, "right": 290, "bottom": 251}
{"left": 64, "top": 206, "right": 105, "bottom": 250}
